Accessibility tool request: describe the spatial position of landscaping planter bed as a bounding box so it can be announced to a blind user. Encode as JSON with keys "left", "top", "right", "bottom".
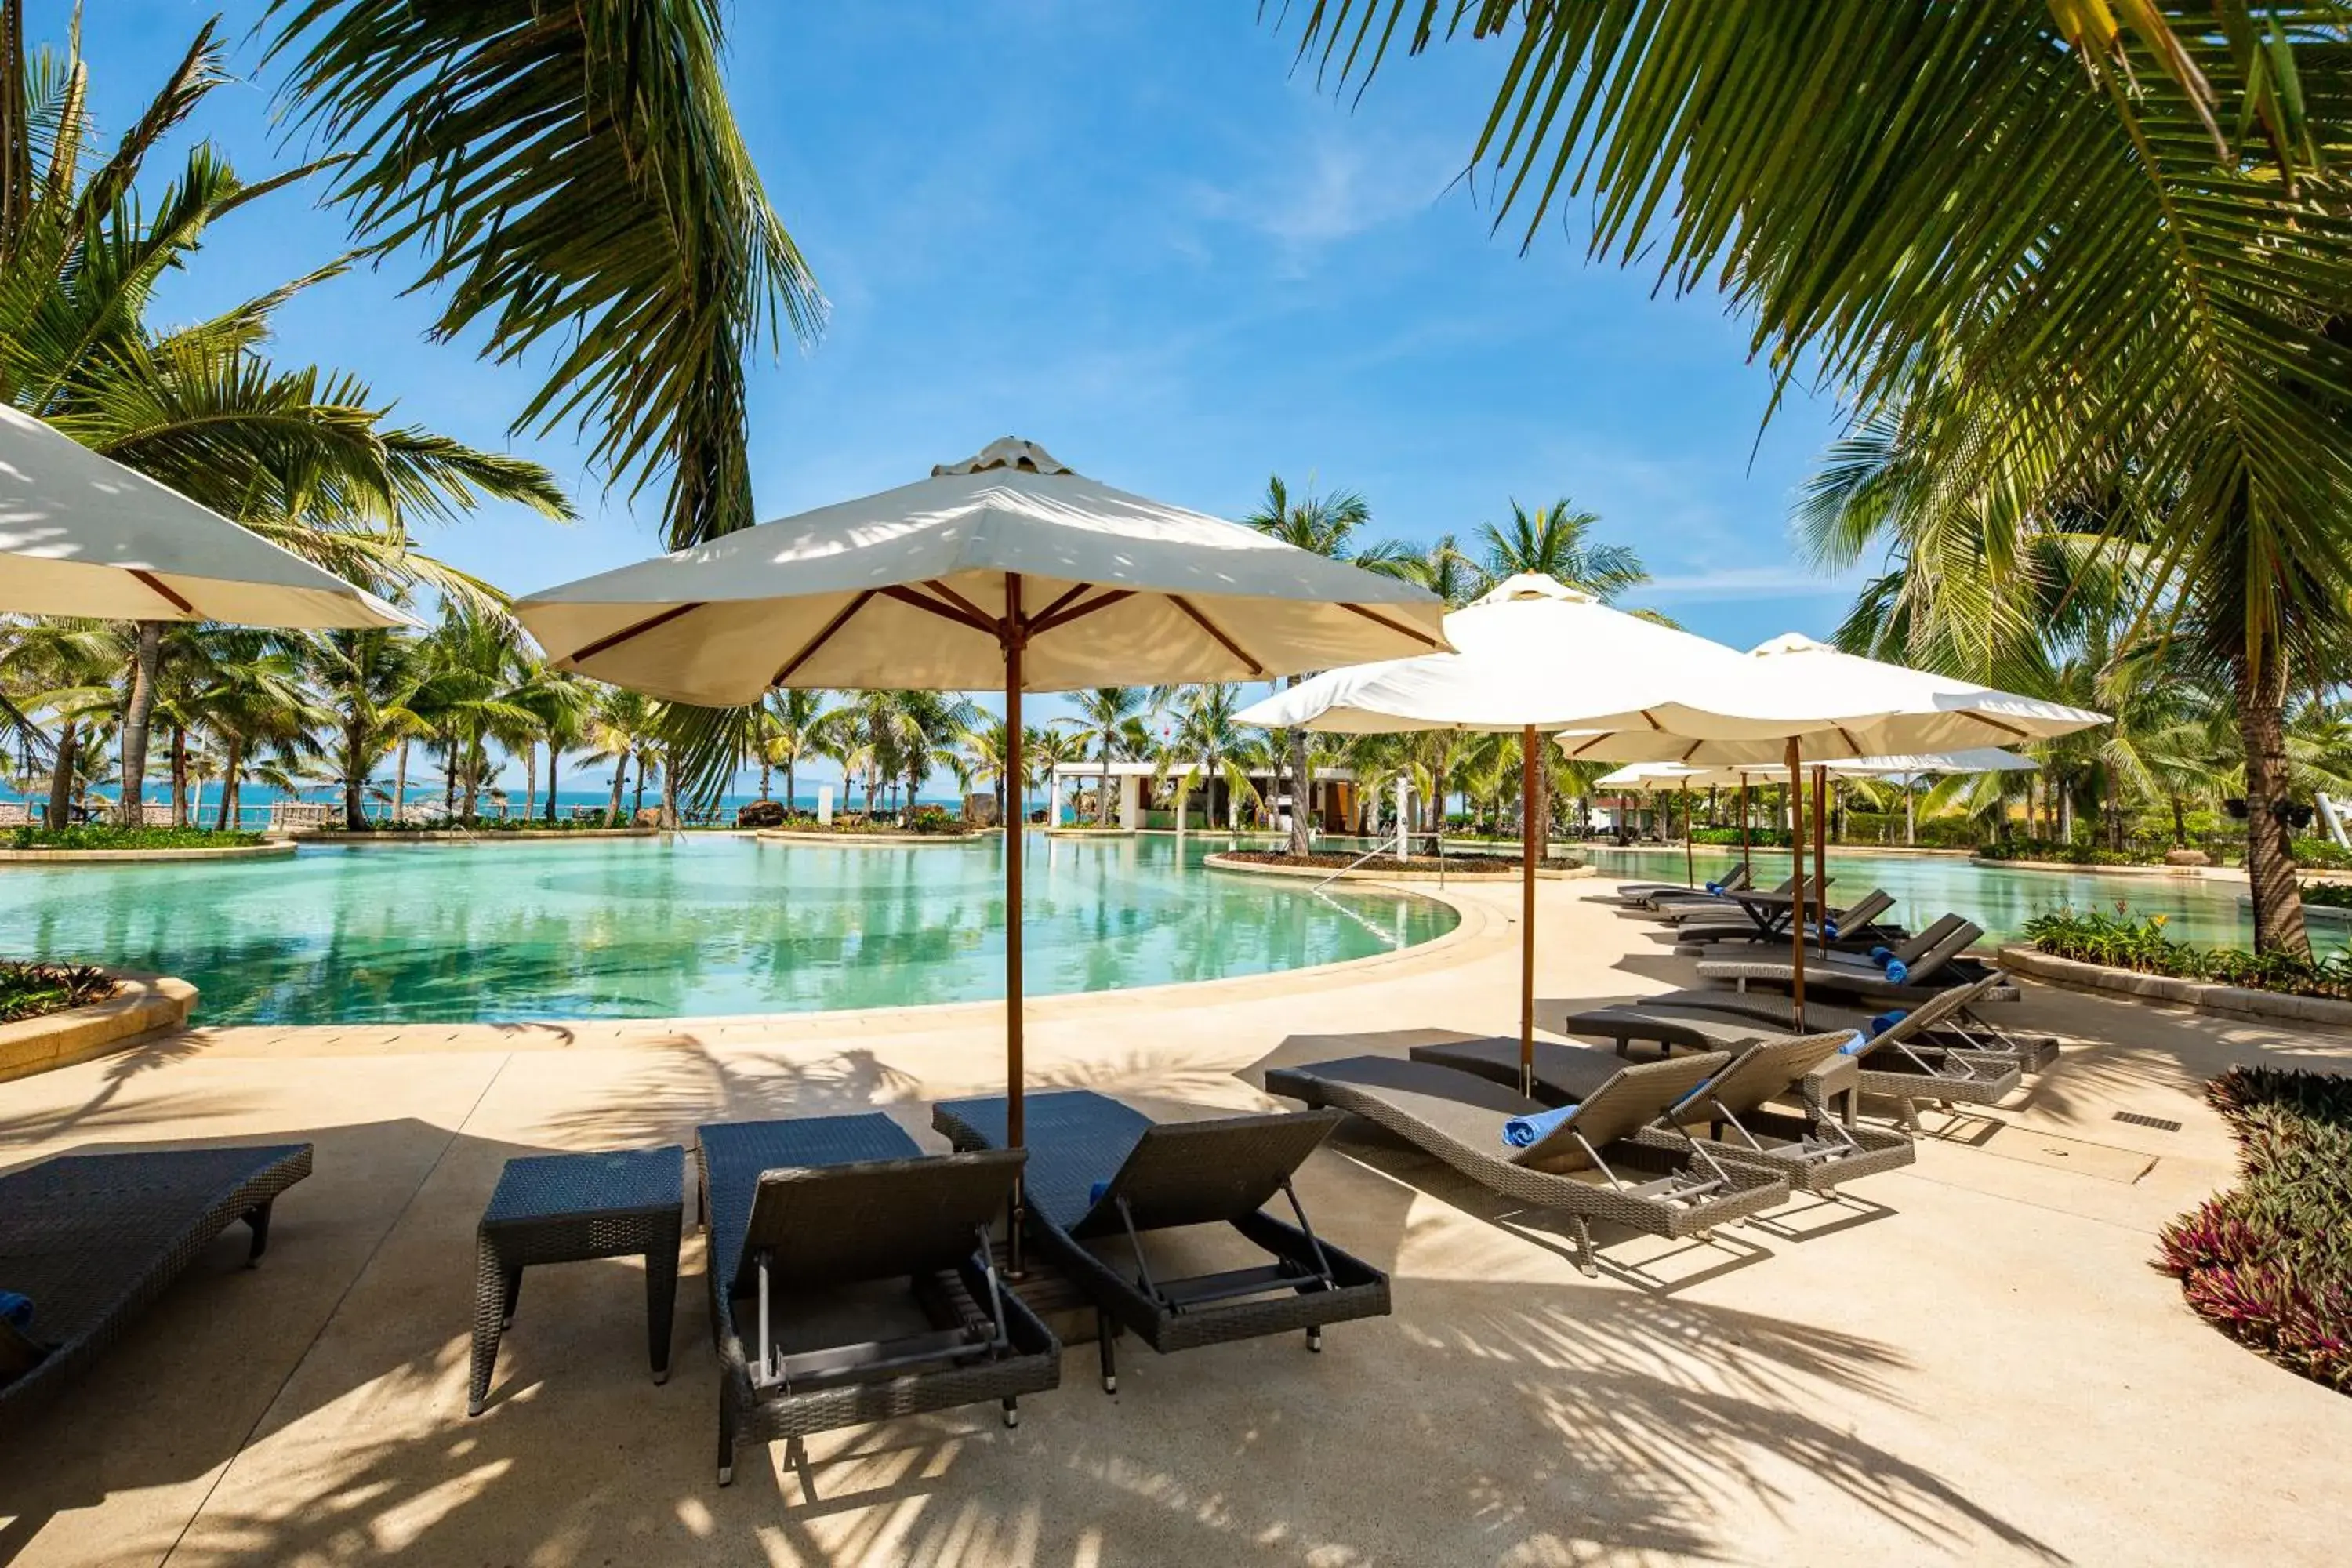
{"left": 1206, "top": 850, "right": 1591, "bottom": 883}
{"left": 0, "top": 967, "right": 197, "bottom": 1085}
{"left": 0, "top": 840, "right": 295, "bottom": 865}
{"left": 1995, "top": 942, "right": 2352, "bottom": 1028}
{"left": 756, "top": 827, "right": 985, "bottom": 845}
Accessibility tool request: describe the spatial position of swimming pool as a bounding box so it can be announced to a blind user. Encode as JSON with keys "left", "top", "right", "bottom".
{"left": 0, "top": 833, "right": 1456, "bottom": 1025}
{"left": 1573, "top": 844, "right": 2316, "bottom": 952}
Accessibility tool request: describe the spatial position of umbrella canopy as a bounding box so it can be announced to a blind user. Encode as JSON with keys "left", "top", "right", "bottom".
{"left": 512, "top": 438, "right": 1446, "bottom": 1218}
{"left": 517, "top": 437, "right": 1446, "bottom": 702}
{"left": 1557, "top": 633, "right": 2105, "bottom": 766}
{"left": 1234, "top": 573, "right": 1751, "bottom": 734}
{"left": 0, "top": 404, "right": 410, "bottom": 627}
{"left": 1594, "top": 748, "right": 2038, "bottom": 791}
{"left": 1234, "top": 573, "right": 1736, "bottom": 1093}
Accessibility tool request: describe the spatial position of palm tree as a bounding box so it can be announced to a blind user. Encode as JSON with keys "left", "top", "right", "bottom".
{"left": 5, "top": 622, "right": 115, "bottom": 825}
{"left": 1284, "top": 3, "right": 2352, "bottom": 953}
{"left": 1244, "top": 477, "right": 1412, "bottom": 852}
{"left": 306, "top": 626, "right": 429, "bottom": 829}
{"left": 760, "top": 689, "right": 832, "bottom": 814}
{"left": 1395, "top": 534, "right": 1483, "bottom": 608}
{"left": 191, "top": 633, "right": 326, "bottom": 830}
{"left": 1058, "top": 688, "right": 1148, "bottom": 826}
{"left": 1153, "top": 684, "right": 1262, "bottom": 833}
{"left": 1, "top": 19, "right": 573, "bottom": 820}
{"left": 583, "top": 685, "right": 658, "bottom": 826}
{"left": 1476, "top": 500, "right": 1646, "bottom": 601}
{"left": 1024, "top": 726, "right": 1087, "bottom": 826}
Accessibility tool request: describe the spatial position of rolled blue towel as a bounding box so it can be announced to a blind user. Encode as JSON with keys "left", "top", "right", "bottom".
{"left": 1837, "top": 1029, "right": 1872, "bottom": 1057}
{"left": 1704, "top": 880, "right": 1722, "bottom": 895}
{"left": 1822, "top": 920, "right": 1839, "bottom": 940}
{"left": 1087, "top": 1180, "right": 1110, "bottom": 1207}
{"left": 1868, "top": 945, "right": 1893, "bottom": 963}
{"left": 1882, "top": 959, "right": 1909, "bottom": 985}
{"left": 1501, "top": 1105, "right": 1581, "bottom": 1150}
{"left": 1867, "top": 1009, "right": 1908, "bottom": 1036}
{"left": 0, "top": 1291, "right": 31, "bottom": 1329}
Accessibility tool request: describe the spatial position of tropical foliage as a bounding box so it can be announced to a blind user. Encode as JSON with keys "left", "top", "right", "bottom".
{"left": 2159, "top": 1066, "right": 2352, "bottom": 1393}
{"left": 2023, "top": 908, "right": 2352, "bottom": 1000}
{"left": 1277, "top": 3, "right": 2352, "bottom": 956}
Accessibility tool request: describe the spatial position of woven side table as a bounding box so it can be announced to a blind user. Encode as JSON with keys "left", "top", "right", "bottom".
{"left": 470, "top": 1145, "right": 684, "bottom": 1417}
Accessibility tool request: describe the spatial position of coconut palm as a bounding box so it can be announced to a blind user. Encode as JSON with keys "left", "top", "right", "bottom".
{"left": 1395, "top": 534, "right": 1483, "bottom": 608}
{"left": 1, "top": 17, "right": 572, "bottom": 819}
{"left": 1243, "top": 477, "right": 1413, "bottom": 852}
{"left": 1056, "top": 688, "right": 1148, "bottom": 826}
{"left": 757, "top": 689, "right": 832, "bottom": 814}
{"left": 1152, "top": 684, "right": 1263, "bottom": 833}
{"left": 306, "top": 626, "right": 429, "bottom": 829}
{"left": 190, "top": 633, "right": 328, "bottom": 830}
{"left": 1475, "top": 500, "right": 1646, "bottom": 602}
{"left": 582, "top": 685, "right": 659, "bottom": 826}
{"left": 1285, "top": 2, "right": 2352, "bottom": 953}
{"left": 3, "top": 621, "right": 116, "bottom": 824}
{"left": 1023, "top": 725, "right": 1087, "bottom": 826}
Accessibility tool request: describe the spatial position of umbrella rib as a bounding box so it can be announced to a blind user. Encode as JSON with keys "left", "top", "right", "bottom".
{"left": 772, "top": 590, "right": 878, "bottom": 685}
{"left": 1167, "top": 595, "right": 1263, "bottom": 676}
{"left": 129, "top": 570, "right": 194, "bottom": 615}
{"left": 918, "top": 579, "right": 997, "bottom": 627}
{"left": 1971, "top": 714, "right": 2032, "bottom": 739}
{"left": 1029, "top": 583, "right": 1096, "bottom": 625}
{"left": 1029, "top": 588, "right": 1134, "bottom": 638}
{"left": 564, "top": 601, "right": 706, "bottom": 666}
{"left": 1339, "top": 601, "right": 1440, "bottom": 648}
{"left": 879, "top": 583, "right": 996, "bottom": 636}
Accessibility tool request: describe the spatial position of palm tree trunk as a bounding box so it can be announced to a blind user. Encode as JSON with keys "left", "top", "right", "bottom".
{"left": 604, "top": 758, "right": 626, "bottom": 825}
{"left": 461, "top": 728, "right": 483, "bottom": 821}
{"left": 216, "top": 739, "right": 242, "bottom": 831}
{"left": 118, "top": 620, "right": 162, "bottom": 822}
{"left": 170, "top": 724, "right": 188, "bottom": 826}
{"left": 2236, "top": 650, "right": 2311, "bottom": 957}
{"left": 546, "top": 742, "right": 560, "bottom": 822}
{"left": 47, "top": 719, "right": 77, "bottom": 826}
{"left": 758, "top": 754, "right": 773, "bottom": 800}
{"left": 443, "top": 742, "right": 456, "bottom": 814}
{"left": 394, "top": 738, "right": 410, "bottom": 824}
{"left": 786, "top": 757, "right": 797, "bottom": 817}
{"left": 661, "top": 748, "right": 680, "bottom": 829}
{"left": 632, "top": 754, "right": 647, "bottom": 819}
{"left": 1098, "top": 736, "right": 1116, "bottom": 827}
{"left": 2171, "top": 793, "right": 2186, "bottom": 848}
{"left": 343, "top": 721, "right": 366, "bottom": 829}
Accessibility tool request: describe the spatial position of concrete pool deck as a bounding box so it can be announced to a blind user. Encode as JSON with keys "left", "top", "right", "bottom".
{"left": 2, "top": 874, "right": 2347, "bottom": 1566}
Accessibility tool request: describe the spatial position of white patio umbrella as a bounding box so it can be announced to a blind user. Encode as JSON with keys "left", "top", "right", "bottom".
{"left": 513, "top": 437, "right": 1447, "bottom": 1186}
{"left": 1236, "top": 575, "right": 1762, "bottom": 1091}
{"left": 1563, "top": 637, "right": 2103, "bottom": 1023}
{"left": 0, "top": 404, "right": 410, "bottom": 627}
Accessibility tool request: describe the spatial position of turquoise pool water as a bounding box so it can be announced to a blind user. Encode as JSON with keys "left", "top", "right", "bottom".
{"left": 0, "top": 834, "right": 1457, "bottom": 1025}
{"left": 1573, "top": 845, "right": 2325, "bottom": 953}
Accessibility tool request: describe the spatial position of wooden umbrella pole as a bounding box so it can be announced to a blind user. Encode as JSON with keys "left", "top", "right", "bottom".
{"left": 1787, "top": 738, "right": 1806, "bottom": 1030}
{"left": 1813, "top": 764, "right": 1829, "bottom": 956}
{"left": 1738, "top": 779, "right": 1750, "bottom": 877}
{"left": 1520, "top": 724, "right": 1538, "bottom": 1097}
{"left": 1004, "top": 572, "right": 1026, "bottom": 1276}
{"left": 1682, "top": 783, "right": 1693, "bottom": 887}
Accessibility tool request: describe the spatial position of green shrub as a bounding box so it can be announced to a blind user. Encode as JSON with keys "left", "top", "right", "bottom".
{"left": 2292, "top": 837, "right": 2352, "bottom": 870}
{"left": 6, "top": 825, "right": 265, "bottom": 851}
{"left": 2302, "top": 882, "right": 2352, "bottom": 911}
{"left": 1977, "top": 837, "right": 2148, "bottom": 866}
{"left": 0, "top": 961, "right": 114, "bottom": 1022}
{"left": 2024, "top": 908, "right": 2352, "bottom": 1000}
{"left": 1690, "top": 826, "right": 1791, "bottom": 848}
{"left": 2158, "top": 1067, "right": 2352, "bottom": 1393}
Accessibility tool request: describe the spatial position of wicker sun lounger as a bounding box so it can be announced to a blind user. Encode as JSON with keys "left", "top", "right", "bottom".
{"left": 1637, "top": 971, "right": 2062, "bottom": 1072}
{"left": 695, "top": 1113, "right": 1060, "bottom": 1485}
{"left": 1693, "top": 918, "right": 2005, "bottom": 1004}
{"left": 1561, "top": 989, "right": 2024, "bottom": 1131}
{"left": 1262, "top": 1054, "right": 1788, "bottom": 1276}
{"left": 931, "top": 1091, "right": 1390, "bottom": 1394}
{"left": 1617, "top": 862, "right": 1752, "bottom": 906}
{"left": 1653, "top": 875, "right": 1835, "bottom": 924}
{"left": 1673, "top": 888, "right": 1903, "bottom": 949}
{"left": 1639, "top": 870, "right": 1794, "bottom": 914}
{"left": 1408, "top": 1033, "right": 1914, "bottom": 1194}
{"left": 0, "top": 1142, "right": 314, "bottom": 1425}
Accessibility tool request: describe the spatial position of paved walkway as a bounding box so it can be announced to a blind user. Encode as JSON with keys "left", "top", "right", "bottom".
{"left": 2, "top": 875, "right": 2347, "bottom": 1566}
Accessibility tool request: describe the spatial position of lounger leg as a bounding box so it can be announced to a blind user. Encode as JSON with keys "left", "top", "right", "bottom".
{"left": 500, "top": 1266, "right": 524, "bottom": 1329}
{"left": 469, "top": 1237, "right": 507, "bottom": 1418}
{"left": 1098, "top": 1310, "right": 1119, "bottom": 1394}
{"left": 241, "top": 1201, "right": 274, "bottom": 1265}
{"left": 1573, "top": 1218, "right": 1599, "bottom": 1279}
{"left": 644, "top": 1224, "right": 680, "bottom": 1385}
{"left": 1002, "top": 1396, "right": 1019, "bottom": 1429}
{"left": 717, "top": 1390, "right": 736, "bottom": 1486}
{"left": 1899, "top": 1098, "right": 1922, "bottom": 1133}
{"left": 1306, "top": 1326, "right": 1323, "bottom": 1353}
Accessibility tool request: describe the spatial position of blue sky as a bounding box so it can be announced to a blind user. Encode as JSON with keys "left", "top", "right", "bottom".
{"left": 51, "top": 3, "right": 1864, "bottom": 793}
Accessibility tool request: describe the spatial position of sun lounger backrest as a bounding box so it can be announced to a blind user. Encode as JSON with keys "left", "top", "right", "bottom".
{"left": 1514, "top": 1052, "right": 1732, "bottom": 1165}
{"left": 1832, "top": 889, "right": 1893, "bottom": 930}
{"left": 1893, "top": 913, "right": 1966, "bottom": 964}
{"left": 1070, "top": 1110, "right": 1341, "bottom": 1238}
{"left": 1678, "top": 1033, "right": 1855, "bottom": 1119}
{"left": 1900, "top": 920, "right": 1983, "bottom": 984}
{"left": 1874, "top": 971, "right": 1996, "bottom": 1037}
{"left": 732, "top": 1149, "right": 1025, "bottom": 1296}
